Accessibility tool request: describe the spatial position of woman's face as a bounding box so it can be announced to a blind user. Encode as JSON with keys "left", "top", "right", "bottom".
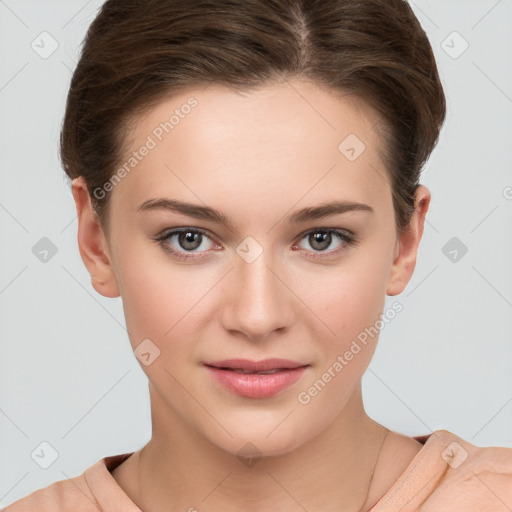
{"left": 79, "top": 79, "right": 428, "bottom": 457}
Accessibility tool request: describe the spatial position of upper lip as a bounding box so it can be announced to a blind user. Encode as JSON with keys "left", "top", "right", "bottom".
{"left": 203, "top": 358, "right": 308, "bottom": 372}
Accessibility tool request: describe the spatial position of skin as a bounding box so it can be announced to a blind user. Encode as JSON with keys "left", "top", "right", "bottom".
{"left": 72, "top": 78, "right": 430, "bottom": 512}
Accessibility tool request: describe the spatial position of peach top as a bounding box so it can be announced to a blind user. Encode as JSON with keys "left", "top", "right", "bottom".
{"left": 3, "top": 429, "right": 512, "bottom": 511}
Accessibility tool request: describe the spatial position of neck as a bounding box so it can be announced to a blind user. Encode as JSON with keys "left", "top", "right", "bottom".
{"left": 133, "top": 382, "right": 389, "bottom": 512}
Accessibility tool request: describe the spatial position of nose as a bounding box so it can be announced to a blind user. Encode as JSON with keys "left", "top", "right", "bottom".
{"left": 220, "top": 245, "right": 293, "bottom": 342}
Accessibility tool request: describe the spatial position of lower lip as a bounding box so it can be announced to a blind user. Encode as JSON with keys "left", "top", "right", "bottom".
{"left": 204, "top": 365, "right": 308, "bottom": 398}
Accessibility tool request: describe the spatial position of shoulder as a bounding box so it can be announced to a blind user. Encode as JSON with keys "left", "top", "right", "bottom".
{"left": 422, "top": 428, "right": 512, "bottom": 472}
{"left": 1, "top": 458, "right": 109, "bottom": 512}
{"left": 2, "top": 453, "right": 138, "bottom": 512}
{"left": 421, "top": 429, "right": 512, "bottom": 510}
{"left": 371, "top": 429, "right": 512, "bottom": 511}
{"left": 2, "top": 473, "right": 96, "bottom": 512}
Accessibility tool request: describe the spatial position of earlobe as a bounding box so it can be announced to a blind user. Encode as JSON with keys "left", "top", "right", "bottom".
{"left": 386, "top": 185, "right": 431, "bottom": 297}
{"left": 71, "top": 177, "right": 120, "bottom": 298}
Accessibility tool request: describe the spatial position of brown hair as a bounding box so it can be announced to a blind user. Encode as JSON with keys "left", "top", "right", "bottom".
{"left": 60, "top": 0, "right": 446, "bottom": 237}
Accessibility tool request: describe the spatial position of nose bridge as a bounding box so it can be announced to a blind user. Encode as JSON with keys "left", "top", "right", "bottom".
{"left": 224, "top": 237, "right": 289, "bottom": 340}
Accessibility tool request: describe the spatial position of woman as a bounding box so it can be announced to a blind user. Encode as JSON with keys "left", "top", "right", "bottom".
{"left": 4, "top": 0, "right": 511, "bottom": 510}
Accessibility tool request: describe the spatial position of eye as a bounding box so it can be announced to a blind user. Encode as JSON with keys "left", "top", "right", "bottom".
{"left": 154, "top": 227, "right": 358, "bottom": 262}
{"left": 293, "top": 228, "right": 357, "bottom": 260}
{"left": 154, "top": 227, "right": 220, "bottom": 261}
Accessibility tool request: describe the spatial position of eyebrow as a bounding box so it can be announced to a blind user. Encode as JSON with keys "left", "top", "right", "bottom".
{"left": 137, "top": 198, "right": 374, "bottom": 227}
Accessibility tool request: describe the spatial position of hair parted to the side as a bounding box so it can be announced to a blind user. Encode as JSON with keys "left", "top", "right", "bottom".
{"left": 60, "top": 0, "right": 446, "bottom": 238}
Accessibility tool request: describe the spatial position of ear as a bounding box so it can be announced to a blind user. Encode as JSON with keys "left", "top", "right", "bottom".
{"left": 71, "top": 177, "right": 120, "bottom": 298}
{"left": 386, "top": 185, "right": 431, "bottom": 296}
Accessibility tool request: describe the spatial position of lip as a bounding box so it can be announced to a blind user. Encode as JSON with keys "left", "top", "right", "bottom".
{"left": 203, "top": 359, "right": 309, "bottom": 398}
{"left": 203, "top": 358, "right": 307, "bottom": 372}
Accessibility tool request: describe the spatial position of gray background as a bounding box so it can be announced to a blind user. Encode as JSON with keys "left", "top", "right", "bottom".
{"left": 1, "top": 0, "right": 511, "bottom": 507}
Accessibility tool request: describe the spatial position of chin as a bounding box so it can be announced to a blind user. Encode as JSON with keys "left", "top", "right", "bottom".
{"left": 208, "top": 420, "right": 314, "bottom": 461}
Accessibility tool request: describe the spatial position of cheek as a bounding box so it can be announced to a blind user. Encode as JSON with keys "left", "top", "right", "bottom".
{"left": 295, "top": 259, "right": 391, "bottom": 414}
{"left": 316, "top": 253, "right": 392, "bottom": 339}
{"left": 116, "top": 247, "right": 217, "bottom": 352}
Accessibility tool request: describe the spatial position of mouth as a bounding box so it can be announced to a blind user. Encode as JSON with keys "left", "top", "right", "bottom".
{"left": 203, "top": 358, "right": 310, "bottom": 398}
{"left": 212, "top": 367, "right": 289, "bottom": 375}
{"left": 203, "top": 358, "right": 308, "bottom": 373}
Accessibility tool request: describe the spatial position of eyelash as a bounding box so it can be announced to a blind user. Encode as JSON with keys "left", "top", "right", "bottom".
{"left": 154, "top": 227, "right": 358, "bottom": 262}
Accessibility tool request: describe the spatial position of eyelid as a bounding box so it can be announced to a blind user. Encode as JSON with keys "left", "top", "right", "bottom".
{"left": 296, "top": 226, "right": 355, "bottom": 240}
{"left": 156, "top": 226, "right": 221, "bottom": 249}
{"left": 293, "top": 227, "right": 357, "bottom": 256}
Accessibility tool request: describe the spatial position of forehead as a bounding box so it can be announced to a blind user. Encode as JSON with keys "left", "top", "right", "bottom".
{"left": 112, "top": 79, "right": 391, "bottom": 222}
